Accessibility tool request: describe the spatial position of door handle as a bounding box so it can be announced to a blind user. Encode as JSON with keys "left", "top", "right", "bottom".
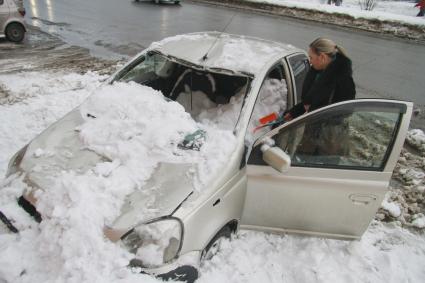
{"left": 349, "top": 194, "right": 377, "bottom": 206}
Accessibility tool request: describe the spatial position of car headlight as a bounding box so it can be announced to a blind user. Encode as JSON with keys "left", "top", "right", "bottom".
{"left": 6, "top": 144, "right": 28, "bottom": 177}
{"left": 121, "top": 217, "right": 183, "bottom": 268}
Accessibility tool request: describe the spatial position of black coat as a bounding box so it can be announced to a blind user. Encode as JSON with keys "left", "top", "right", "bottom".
{"left": 289, "top": 53, "right": 356, "bottom": 118}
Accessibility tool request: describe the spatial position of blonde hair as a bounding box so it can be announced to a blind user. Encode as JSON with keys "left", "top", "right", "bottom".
{"left": 309, "top": 37, "right": 349, "bottom": 59}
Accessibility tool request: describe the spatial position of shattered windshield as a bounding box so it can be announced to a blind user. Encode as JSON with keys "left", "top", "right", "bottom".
{"left": 114, "top": 51, "right": 252, "bottom": 131}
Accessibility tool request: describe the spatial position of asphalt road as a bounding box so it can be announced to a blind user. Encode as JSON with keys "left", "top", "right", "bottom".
{"left": 22, "top": 0, "right": 425, "bottom": 127}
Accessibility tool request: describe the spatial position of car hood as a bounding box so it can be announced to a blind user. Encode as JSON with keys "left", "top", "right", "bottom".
{"left": 18, "top": 109, "right": 194, "bottom": 237}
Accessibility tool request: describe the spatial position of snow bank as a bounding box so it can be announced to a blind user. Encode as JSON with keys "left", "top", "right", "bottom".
{"left": 0, "top": 71, "right": 107, "bottom": 176}
{"left": 247, "top": 0, "right": 425, "bottom": 27}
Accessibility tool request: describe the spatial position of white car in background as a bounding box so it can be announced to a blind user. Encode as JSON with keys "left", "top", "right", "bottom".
{"left": 1, "top": 32, "right": 412, "bottom": 282}
{"left": 0, "top": 0, "right": 26, "bottom": 42}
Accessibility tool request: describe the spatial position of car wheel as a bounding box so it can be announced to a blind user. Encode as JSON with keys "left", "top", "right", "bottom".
{"left": 5, "top": 23, "right": 25, "bottom": 43}
{"left": 201, "top": 225, "right": 232, "bottom": 261}
{"left": 174, "top": 1, "right": 180, "bottom": 4}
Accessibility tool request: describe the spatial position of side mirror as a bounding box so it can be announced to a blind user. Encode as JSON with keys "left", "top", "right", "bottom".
{"left": 262, "top": 146, "right": 291, "bottom": 173}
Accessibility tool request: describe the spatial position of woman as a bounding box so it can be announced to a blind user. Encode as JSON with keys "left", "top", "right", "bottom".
{"left": 285, "top": 37, "right": 356, "bottom": 121}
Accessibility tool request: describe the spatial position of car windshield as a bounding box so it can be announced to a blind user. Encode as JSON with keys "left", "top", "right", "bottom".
{"left": 114, "top": 51, "right": 252, "bottom": 131}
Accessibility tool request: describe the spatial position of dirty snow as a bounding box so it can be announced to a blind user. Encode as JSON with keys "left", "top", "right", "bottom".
{"left": 407, "top": 128, "right": 425, "bottom": 154}
{"left": 248, "top": 0, "right": 425, "bottom": 26}
{"left": 381, "top": 199, "right": 402, "bottom": 218}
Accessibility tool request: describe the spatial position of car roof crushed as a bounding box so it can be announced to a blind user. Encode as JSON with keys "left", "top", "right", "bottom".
{"left": 149, "top": 32, "right": 300, "bottom": 76}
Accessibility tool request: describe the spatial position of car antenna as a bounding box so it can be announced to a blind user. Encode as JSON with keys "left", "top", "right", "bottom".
{"left": 201, "top": 12, "right": 237, "bottom": 62}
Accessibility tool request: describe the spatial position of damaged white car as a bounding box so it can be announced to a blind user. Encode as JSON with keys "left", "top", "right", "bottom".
{"left": 1, "top": 32, "right": 412, "bottom": 282}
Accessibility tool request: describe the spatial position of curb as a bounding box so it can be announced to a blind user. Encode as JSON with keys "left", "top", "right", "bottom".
{"left": 192, "top": 0, "right": 425, "bottom": 43}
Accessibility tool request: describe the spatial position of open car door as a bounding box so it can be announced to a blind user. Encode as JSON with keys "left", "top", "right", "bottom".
{"left": 241, "top": 99, "right": 412, "bottom": 239}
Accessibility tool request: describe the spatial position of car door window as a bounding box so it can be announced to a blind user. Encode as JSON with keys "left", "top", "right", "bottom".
{"left": 287, "top": 54, "right": 310, "bottom": 103}
{"left": 249, "top": 101, "right": 405, "bottom": 171}
{"left": 246, "top": 63, "right": 288, "bottom": 144}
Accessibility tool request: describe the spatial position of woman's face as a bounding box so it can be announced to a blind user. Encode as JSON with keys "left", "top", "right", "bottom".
{"left": 308, "top": 48, "right": 329, "bottom": 70}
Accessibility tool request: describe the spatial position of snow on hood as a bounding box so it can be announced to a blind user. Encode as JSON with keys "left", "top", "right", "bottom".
{"left": 0, "top": 81, "right": 237, "bottom": 282}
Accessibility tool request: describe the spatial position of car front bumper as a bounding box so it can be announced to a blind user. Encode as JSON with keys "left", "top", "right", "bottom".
{"left": 138, "top": 251, "right": 200, "bottom": 283}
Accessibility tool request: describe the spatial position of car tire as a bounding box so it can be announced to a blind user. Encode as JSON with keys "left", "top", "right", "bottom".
{"left": 201, "top": 225, "right": 232, "bottom": 261}
{"left": 5, "top": 23, "right": 25, "bottom": 43}
{"left": 174, "top": 1, "right": 180, "bottom": 4}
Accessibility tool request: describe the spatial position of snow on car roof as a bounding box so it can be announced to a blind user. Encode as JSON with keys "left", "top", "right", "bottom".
{"left": 149, "top": 32, "right": 301, "bottom": 75}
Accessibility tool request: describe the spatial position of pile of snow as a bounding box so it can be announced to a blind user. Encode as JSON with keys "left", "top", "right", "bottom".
{"left": 200, "top": 221, "right": 425, "bottom": 283}
{"left": 247, "top": 0, "right": 425, "bottom": 26}
{"left": 79, "top": 82, "right": 237, "bottom": 188}
{"left": 381, "top": 199, "right": 402, "bottom": 218}
{"left": 0, "top": 71, "right": 107, "bottom": 176}
{"left": 398, "top": 168, "right": 425, "bottom": 186}
{"left": 247, "top": 78, "right": 287, "bottom": 143}
{"left": 406, "top": 129, "right": 425, "bottom": 155}
{"left": 1, "top": 68, "right": 425, "bottom": 283}
{"left": 0, "top": 78, "right": 238, "bottom": 282}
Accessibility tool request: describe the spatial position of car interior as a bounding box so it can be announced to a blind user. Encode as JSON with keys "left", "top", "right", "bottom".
{"left": 115, "top": 51, "right": 252, "bottom": 121}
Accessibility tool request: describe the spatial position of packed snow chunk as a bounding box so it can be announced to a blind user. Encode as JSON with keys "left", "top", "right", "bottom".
{"left": 381, "top": 200, "right": 401, "bottom": 218}
{"left": 79, "top": 82, "right": 198, "bottom": 165}
{"left": 411, "top": 214, "right": 425, "bottom": 229}
{"left": 33, "top": 148, "right": 44, "bottom": 158}
{"left": 195, "top": 87, "right": 246, "bottom": 130}
{"left": 131, "top": 220, "right": 181, "bottom": 267}
{"left": 399, "top": 168, "right": 425, "bottom": 186}
{"left": 406, "top": 129, "right": 425, "bottom": 154}
{"left": 247, "top": 78, "right": 288, "bottom": 144}
{"left": 79, "top": 81, "right": 237, "bottom": 187}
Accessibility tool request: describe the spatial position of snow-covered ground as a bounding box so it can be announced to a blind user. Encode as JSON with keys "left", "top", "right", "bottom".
{"left": 0, "top": 64, "right": 424, "bottom": 282}
{"left": 247, "top": 0, "right": 425, "bottom": 26}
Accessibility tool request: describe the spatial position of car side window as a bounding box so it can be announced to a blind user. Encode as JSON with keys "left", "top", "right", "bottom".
{"left": 248, "top": 101, "right": 404, "bottom": 171}
{"left": 246, "top": 63, "right": 288, "bottom": 144}
{"left": 287, "top": 54, "right": 310, "bottom": 104}
{"left": 118, "top": 53, "right": 165, "bottom": 84}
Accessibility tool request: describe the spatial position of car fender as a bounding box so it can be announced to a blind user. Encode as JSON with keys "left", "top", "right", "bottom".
{"left": 4, "top": 18, "right": 26, "bottom": 32}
